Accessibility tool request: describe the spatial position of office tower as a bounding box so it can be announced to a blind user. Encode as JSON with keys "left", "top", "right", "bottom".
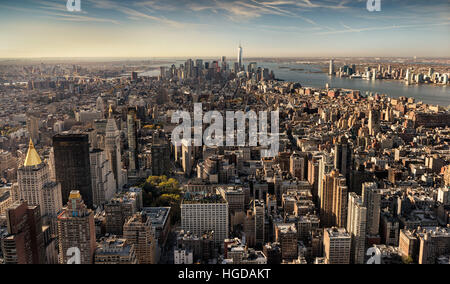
{"left": 290, "top": 152, "right": 304, "bottom": 180}
{"left": 368, "top": 106, "right": 380, "bottom": 136}
{"left": 90, "top": 149, "right": 116, "bottom": 207}
{"left": 123, "top": 213, "right": 157, "bottom": 264}
{"left": 275, "top": 223, "right": 298, "bottom": 261}
{"left": 181, "top": 139, "right": 192, "bottom": 176}
{"left": 329, "top": 59, "right": 334, "bottom": 75}
{"left": 332, "top": 176, "right": 348, "bottom": 228}
{"left": 362, "top": 182, "right": 381, "bottom": 237}
{"left": 318, "top": 154, "right": 333, "bottom": 203}
{"left": 181, "top": 194, "right": 229, "bottom": 244}
{"left": 323, "top": 227, "right": 351, "bottom": 264}
{"left": 253, "top": 200, "right": 265, "bottom": 247}
{"left": 238, "top": 44, "right": 243, "bottom": 69}
{"left": 307, "top": 156, "right": 320, "bottom": 199}
{"left": 195, "top": 59, "right": 203, "bottom": 70}
{"left": 57, "top": 191, "right": 96, "bottom": 264}
{"left": 320, "top": 170, "right": 346, "bottom": 228}
{"left": 131, "top": 71, "right": 138, "bottom": 81}
{"left": 151, "top": 142, "right": 170, "bottom": 176}
{"left": 0, "top": 201, "right": 44, "bottom": 264}
{"left": 105, "top": 196, "right": 136, "bottom": 236}
{"left": 95, "top": 237, "right": 138, "bottom": 264}
{"left": 347, "top": 193, "right": 367, "bottom": 264}
{"left": 127, "top": 108, "right": 138, "bottom": 173}
{"left": 18, "top": 139, "right": 62, "bottom": 229}
{"left": 53, "top": 134, "right": 93, "bottom": 208}
{"left": 27, "top": 115, "right": 39, "bottom": 144}
{"left": 334, "top": 137, "right": 352, "bottom": 182}
{"left": 105, "top": 105, "right": 124, "bottom": 191}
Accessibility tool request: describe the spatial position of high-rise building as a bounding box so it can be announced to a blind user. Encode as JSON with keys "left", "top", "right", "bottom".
{"left": 329, "top": 59, "right": 334, "bottom": 75}
{"left": 53, "top": 134, "right": 93, "bottom": 208}
{"left": 105, "top": 105, "right": 124, "bottom": 191}
{"left": 105, "top": 196, "right": 136, "bottom": 236}
{"left": 18, "top": 139, "right": 62, "bottom": 230}
{"left": 150, "top": 142, "right": 170, "bottom": 176}
{"left": 0, "top": 201, "right": 44, "bottom": 264}
{"left": 323, "top": 227, "right": 351, "bottom": 264}
{"left": 57, "top": 191, "right": 96, "bottom": 264}
{"left": 27, "top": 115, "right": 39, "bottom": 144}
{"left": 238, "top": 44, "right": 243, "bottom": 70}
{"left": 368, "top": 107, "right": 381, "bottom": 136}
{"left": 362, "top": 182, "right": 381, "bottom": 237}
{"left": 123, "top": 212, "right": 157, "bottom": 264}
{"left": 181, "top": 194, "right": 229, "bottom": 244}
{"left": 347, "top": 193, "right": 367, "bottom": 264}
{"left": 90, "top": 149, "right": 116, "bottom": 207}
{"left": 334, "top": 137, "right": 352, "bottom": 183}
{"left": 333, "top": 176, "right": 348, "bottom": 228}
{"left": 320, "top": 170, "right": 347, "bottom": 228}
{"left": 181, "top": 139, "right": 192, "bottom": 176}
{"left": 127, "top": 108, "right": 138, "bottom": 174}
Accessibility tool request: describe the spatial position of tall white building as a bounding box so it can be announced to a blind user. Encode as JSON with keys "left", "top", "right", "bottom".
{"left": 90, "top": 149, "right": 116, "bottom": 207}
{"left": 181, "top": 194, "right": 229, "bottom": 244}
{"left": 362, "top": 182, "right": 381, "bottom": 236}
{"left": 181, "top": 139, "right": 192, "bottom": 176}
{"left": 18, "top": 139, "right": 63, "bottom": 229}
{"left": 329, "top": 59, "right": 334, "bottom": 75}
{"left": 105, "top": 105, "right": 125, "bottom": 190}
{"left": 238, "top": 44, "right": 243, "bottom": 69}
{"left": 347, "top": 192, "right": 367, "bottom": 264}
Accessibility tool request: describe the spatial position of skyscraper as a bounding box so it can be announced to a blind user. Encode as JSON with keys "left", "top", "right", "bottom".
{"left": 362, "top": 182, "right": 381, "bottom": 237}
{"left": 238, "top": 44, "right": 243, "bottom": 70}
{"left": 90, "top": 148, "right": 116, "bottom": 207}
{"left": 347, "top": 193, "right": 367, "bottom": 264}
{"left": 105, "top": 105, "right": 124, "bottom": 191}
{"left": 329, "top": 59, "right": 334, "bottom": 75}
{"left": 0, "top": 201, "right": 45, "bottom": 264}
{"left": 123, "top": 213, "right": 157, "bottom": 264}
{"left": 18, "top": 139, "right": 62, "bottom": 229}
{"left": 334, "top": 137, "right": 352, "bottom": 183}
{"left": 127, "top": 108, "right": 138, "bottom": 174}
{"left": 53, "top": 134, "right": 93, "bottom": 208}
{"left": 57, "top": 191, "right": 96, "bottom": 264}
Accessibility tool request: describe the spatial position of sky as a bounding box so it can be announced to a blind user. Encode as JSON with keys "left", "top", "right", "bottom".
{"left": 0, "top": 0, "right": 449, "bottom": 58}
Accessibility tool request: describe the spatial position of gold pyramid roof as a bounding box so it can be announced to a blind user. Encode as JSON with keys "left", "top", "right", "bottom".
{"left": 24, "top": 139, "right": 42, "bottom": 167}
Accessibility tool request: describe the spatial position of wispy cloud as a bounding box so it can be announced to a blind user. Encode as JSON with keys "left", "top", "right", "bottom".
{"left": 317, "top": 21, "right": 450, "bottom": 35}
{"left": 85, "top": 0, "right": 186, "bottom": 27}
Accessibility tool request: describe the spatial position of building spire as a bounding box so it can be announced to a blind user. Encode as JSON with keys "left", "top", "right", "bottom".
{"left": 108, "top": 104, "right": 113, "bottom": 118}
{"left": 24, "top": 138, "right": 42, "bottom": 167}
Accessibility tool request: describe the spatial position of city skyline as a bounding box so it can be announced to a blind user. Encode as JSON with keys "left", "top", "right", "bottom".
{"left": 0, "top": 0, "right": 449, "bottom": 58}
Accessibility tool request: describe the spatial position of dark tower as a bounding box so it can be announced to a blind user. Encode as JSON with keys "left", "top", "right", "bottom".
{"left": 53, "top": 133, "right": 93, "bottom": 208}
